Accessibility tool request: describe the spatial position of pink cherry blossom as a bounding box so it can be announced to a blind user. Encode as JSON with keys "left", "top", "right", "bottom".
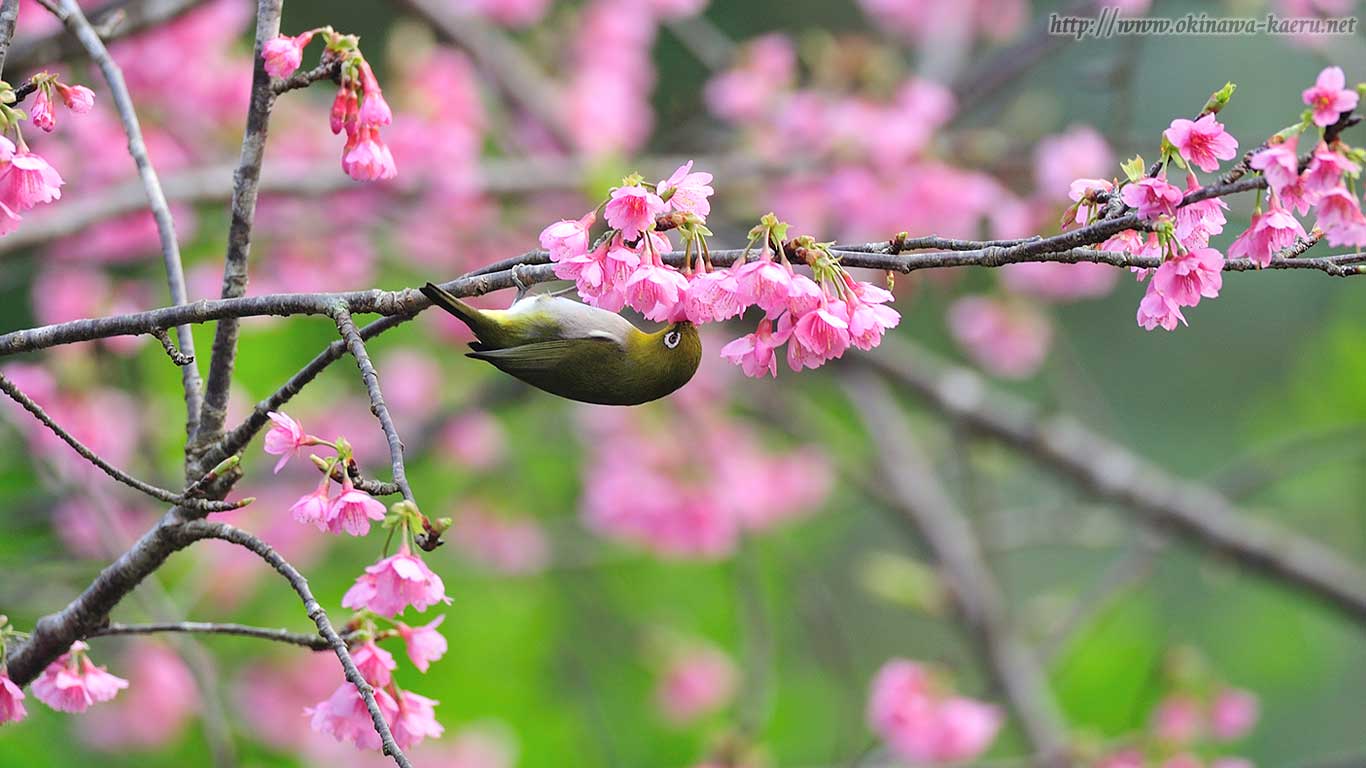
{"left": 604, "top": 184, "right": 666, "bottom": 241}
{"left": 342, "top": 546, "right": 451, "bottom": 617}
{"left": 1304, "top": 142, "right": 1361, "bottom": 198}
{"left": 602, "top": 242, "right": 642, "bottom": 285}
{"left": 1315, "top": 186, "right": 1366, "bottom": 246}
{"left": 342, "top": 126, "right": 398, "bottom": 181}
{"left": 1164, "top": 113, "right": 1238, "bottom": 172}
{"left": 734, "top": 258, "right": 795, "bottom": 315}
{"left": 931, "top": 697, "right": 1006, "bottom": 762}
{"left": 290, "top": 481, "right": 331, "bottom": 528}
{"left": 1210, "top": 687, "right": 1260, "bottom": 741}
{"left": 655, "top": 645, "right": 737, "bottom": 724}
{"left": 308, "top": 682, "right": 399, "bottom": 750}
{"left": 1153, "top": 694, "right": 1204, "bottom": 744}
{"left": 658, "top": 161, "right": 714, "bottom": 217}
{"left": 55, "top": 83, "right": 95, "bottom": 113}
{"left": 324, "top": 479, "right": 387, "bottom": 536}
{"left": 262, "top": 32, "right": 313, "bottom": 79}
{"left": 539, "top": 212, "right": 594, "bottom": 261}
{"left": 0, "top": 149, "right": 64, "bottom": 211}
{"left": 1176, "top": 176, "right": 1229, "bottom": 248}
{"left": 1153, "top": 246, "right": 1224, "bottom": 307}
{"left": 1137, "top": 284, "right": 1187, "bottom": 331}
{"left": 1121, "top": 176, "right": 1182, "bottom": 220}
{"left": 0, "top": 673, "right": 26, "bottom": 724}
{"left": 1034, "top": 125, "right": 1114, "bottom": 200}
{"left": 263, "top": 410, "right": 308, "bottom": 472}
{"left": 624, "top": 263, "right": 688, "bottom": 321}
{"left": 1249, "top": 135, "right": 1300, "bottom": 199}
{"left": 720, "top": 317, "right": 783, "bottom": 378}
{"left": 391, "top": 689, "right": 444, "bottom": 749}
{"left": 31, "top": 642, "right": 129, "bottom": 713}
{"left": 867, "top": 658, "right": 1002, "bottom": 764}
{"left": 948, "top": 296, "right": 1052, "bottom": 379}
{"left": 397, "top": 616, "right": 448, "bottom": 672}
{"left": 30, "top": 89, "right": 56, "bottom": 132}
{"left": 1229, "top": 202, "right": 1306, "bottom": 267}
{"left": 1302, "top": 65, "right": 1359, "bottom": 126}
{"left": 784, "top": 273, "right": 823, "bottom": 316}
{"left": 792, "top": 301, "right": 851, "bottom": 362}
{"left": 683, "top": 269, "right": 747, "bottom": 324}
{"left": 351, "top": 640, "right": 397, "bottom": 687}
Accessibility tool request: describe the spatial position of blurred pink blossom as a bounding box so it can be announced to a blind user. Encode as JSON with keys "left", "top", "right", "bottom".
{"left": 867, "top": 658, "right": 1002, "bottom": 764}
{"left": 948, "top": 296, "right": 1052, "bottom": 379}
{"left": 81, "top": 643, "right": 199, "bottom": 750}
{"left": 451, "top": 507, "right": 550, "bottom": 574}
{"left": 655, "top": 645, "right": 737, "bottom": 724}
{"left": 1153, "top": 694, "right": 1204, "bottom": 745}
{"left": 1210, "top": 687, "right": 1260, "bottom": 741}
{"left": 1034, "top": 125, "right": 1114, "bottom": 201}
{"left": 0, "top": 673, "right": 27, "bottom": 724}
{"left": 439, "top": 410, "right": 508, "bottom": 470}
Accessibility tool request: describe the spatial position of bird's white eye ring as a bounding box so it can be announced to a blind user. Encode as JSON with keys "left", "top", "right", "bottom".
{"left": 664, "top": 330, "right": 681, "bottom": 349}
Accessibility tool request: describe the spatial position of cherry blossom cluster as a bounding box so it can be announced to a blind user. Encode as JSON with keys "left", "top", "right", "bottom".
{"left": 866, "top": 658, "right": 1003, "bottom": 765}
{"left": 0, "top": 73, "right": 92, "bottom": 236}
{"left": 264, "top": 27, "right": 396, "bottom": 181}
{"left": 576, "top": 373, "right": 831, "bottom": 559}
{"left": 0, "top": 618, "right": 128, "bottom": 726}
{"left": 1093, "top": 649, "right": 1261, "bottom": 768}
{"left": 262, "top": 411, "right": 451, "bottom": 752}
{"left": 541, "top": 162, "right": 901, "bottom": 377}
{"left": 1066, "top": 67, "right": 1363, "bottom": 332}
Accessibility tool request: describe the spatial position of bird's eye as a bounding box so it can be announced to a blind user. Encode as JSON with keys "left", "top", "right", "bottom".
{"left": 664, "top": 330, "right": 681, "bottom": 349}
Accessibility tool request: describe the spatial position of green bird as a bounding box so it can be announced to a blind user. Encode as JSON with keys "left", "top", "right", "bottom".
{"left": 419, "top": 282, "right": 702, "bottom": 406}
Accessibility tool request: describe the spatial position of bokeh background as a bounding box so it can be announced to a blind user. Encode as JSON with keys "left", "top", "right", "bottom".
{"left": 0, "top": 0, "right": 1364, "bottom": 766}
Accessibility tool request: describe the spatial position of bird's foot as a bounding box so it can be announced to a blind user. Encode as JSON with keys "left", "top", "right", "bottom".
{"left": 511, "top": 263, "right": 531, "bottom": 301}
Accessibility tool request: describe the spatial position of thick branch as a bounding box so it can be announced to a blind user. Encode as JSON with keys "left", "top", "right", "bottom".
{"left": 847, "top": 372, "right": 1072, "bottom": 766}
{"left": 0, "top": 0, "right": 18, "bottom": 78}
{"left": 861, "top": 339, "right": 1366, "bottom": 625}
{"left": 92, "top": 620, "right": 344, "bottom": 651}
{"left": 195, "top": 0, "right": 282, "bottom": 448}
{"left": 332, "top": 305, "right": 414, "bottom": 502}
{"left": 0, "top": 372, "right": 242, "bottom": 512}
{"left": 52, "top": 0, "right": 203, "bottom": 434}
{"left": 180, "top": 520, "right": 413, "bottom": 768}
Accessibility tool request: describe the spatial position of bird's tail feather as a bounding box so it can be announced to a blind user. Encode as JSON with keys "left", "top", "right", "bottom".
{"left": 420, "top": 282, "right": 481, "bottom": 330}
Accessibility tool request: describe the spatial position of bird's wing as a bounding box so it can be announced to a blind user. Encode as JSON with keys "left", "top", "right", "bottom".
{"left": 465, "top": 337, "right": 620, "bottom": 373}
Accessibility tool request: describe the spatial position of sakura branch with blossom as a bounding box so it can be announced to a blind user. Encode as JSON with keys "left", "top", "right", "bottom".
{"left": 0, "top": 2, "right": 1364, "bottom": 766}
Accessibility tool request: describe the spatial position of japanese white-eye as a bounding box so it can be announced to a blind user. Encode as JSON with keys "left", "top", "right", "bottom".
{"left": 420, "top": 282, "right": 702, "bottom": 406}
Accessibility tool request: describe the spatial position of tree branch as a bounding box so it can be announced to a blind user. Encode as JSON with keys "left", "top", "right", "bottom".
{"left": 92, "top": 620, "right": 347, "bottom": 651}
{"left": 4, "top": 0, "right": 209, "bottom": 75}
{"left": 180, "top": 520, "right": 414, "bottom": 768}
{"left": 0, "top": 0, "right": 19, "bottom": 78}
{"left": 194, "top": 0, "right": 282, "bottom": 450}
{"left": 0, "top": 372, "right": 244, "bottom": 513}
{"left": 50, "top": 0, "right": 204, "bottom": 436}
{"left": 847, "top": 371, "right": 1072, "bottom": 767}
{"left": 332, "top": 304, "right": 414, "bottom": 502}
{"left": 861, "top": 339, "right": 1366, "bottom": 625}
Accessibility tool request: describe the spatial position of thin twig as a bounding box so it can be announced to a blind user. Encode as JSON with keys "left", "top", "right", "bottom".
{"left": 847, "top": 372, "right": 1072, "bottom": 767}
{"left": 861, "top": 339, "right": 1366, "bottom": 624}
{"left": 181, "top": 520, "right": 414, "bottom": 768}
{"left": 150, "top": 326, "right": 194, "bottom": 365}
{"left": 194, "top": 0, "right": 282, "bottom": 451}
{"left": 92, "top": 620, "right": 347, "bottom": 651}
{"left": 332, "top": 304, "right": 415, "bottom": 502}
{"left": 272, "top": 55, "right": 340, "bottom": 95}
{"left": 50, "top": 0, "right": 204, "bottom": 435}
{"left": 0, "top": 372, "right": 244, "bottom": 513}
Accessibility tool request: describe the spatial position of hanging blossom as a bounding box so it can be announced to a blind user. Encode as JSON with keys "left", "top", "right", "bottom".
{"left": 262, "top": 27, "right": 396, "bottom": 181}
{"left": 264, "top": 413, "right": 388, "bottom": 537}
{"left": 0, "top": 73, "right": 91, "bottom": 237}
{"left": 29, "top": 641, "right": 128, "bottom": 714}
